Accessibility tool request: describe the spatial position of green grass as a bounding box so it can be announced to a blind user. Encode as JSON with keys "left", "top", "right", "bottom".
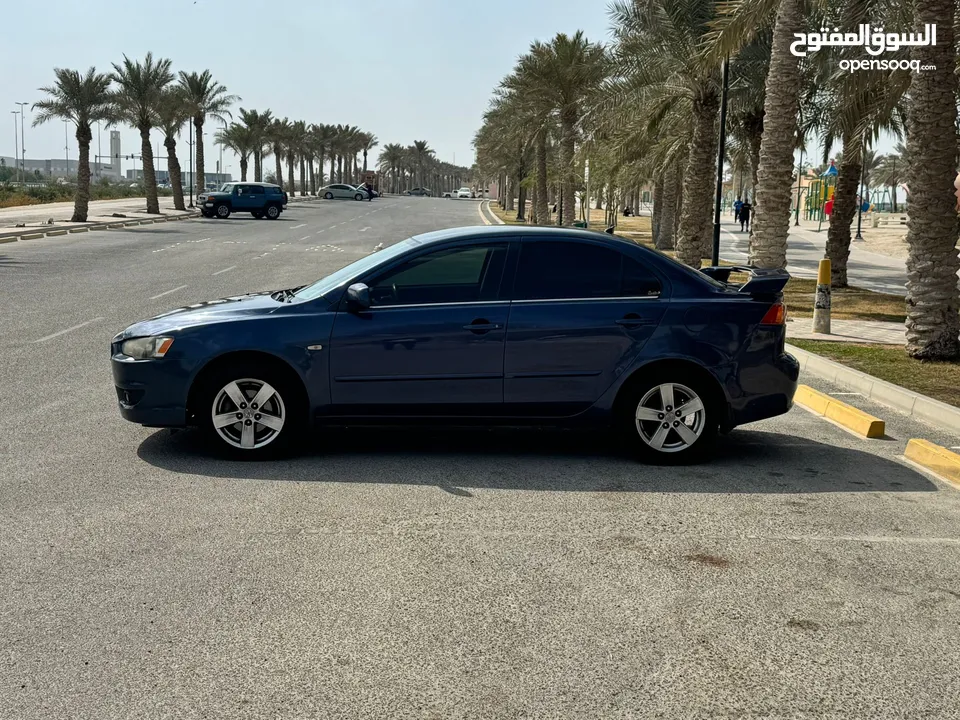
{"left": 784, "top": 278, "right": 906, "bottom": 323}
{"left": 789, "top": 340, "right": 960, "bottom": 407}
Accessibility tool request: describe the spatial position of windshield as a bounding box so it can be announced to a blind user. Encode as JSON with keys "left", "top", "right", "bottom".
{"left": 293, "top": 238, "right": 421, "bottom": 301}
{"left": 219, "top": 184, "right": 234, "bottom": 193}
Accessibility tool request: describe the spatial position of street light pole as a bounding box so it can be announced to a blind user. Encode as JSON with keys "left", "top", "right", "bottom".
{"left": 64, "top": 121, "right": 69, "bottom": 176}
{"left": 11, "top": 111, "right": 19, "bottom": 185}
{"left": 854, "top": 144, "right": 866, "bottom": 241}
{"left": 16, "top": 102, "right": 27, "bottom": 183}
{"left": 711, "top": 55, "right": 731, "bottom": 267}
{"left": 188, "top": 121, "right": 194, "bottom": 207}
{"left": 794, "top": 145, "right": 804, "bottom": 226}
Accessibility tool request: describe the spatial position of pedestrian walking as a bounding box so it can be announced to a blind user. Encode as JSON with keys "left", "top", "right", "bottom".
{"left": 739, "top": 200, "right": 752, "bottom": 232}
{"left": 733, "top": 197, "right": 743, "bottom": 223}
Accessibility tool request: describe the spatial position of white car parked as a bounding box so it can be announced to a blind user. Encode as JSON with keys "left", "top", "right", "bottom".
{"left": 457, "top": 187, "right": 472, "bottom": 198}
{"left": 321, "top": 184, "right": 367, "bottom": 200}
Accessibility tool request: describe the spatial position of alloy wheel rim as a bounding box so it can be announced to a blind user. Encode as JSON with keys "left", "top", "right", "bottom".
{"left": 267, "top": 206, "right": 279, "bottom": 218}
{"left": 211, "top": 378, "right": 285, "bottom": 450}
{"left": 635, "top": 382, "right": 705, "bottom": 453}
{"left": 217, "top": 205, "right": 229, "bottom": 217}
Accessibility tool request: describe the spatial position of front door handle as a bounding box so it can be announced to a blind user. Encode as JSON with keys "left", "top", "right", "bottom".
{"left": 463, "top": 319, "right": 501, "bottom": 333}
{"left": 616, "top": 313, "right": 654, "bottom": 328}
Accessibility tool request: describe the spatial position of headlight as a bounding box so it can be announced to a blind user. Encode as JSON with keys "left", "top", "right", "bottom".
{"left": 121, "top": 336, "right": 174, "bottom": 359}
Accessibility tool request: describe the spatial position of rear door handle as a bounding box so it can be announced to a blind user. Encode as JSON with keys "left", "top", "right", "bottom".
{"left": 616, "top": 314, "right": 654, "bottom": 328}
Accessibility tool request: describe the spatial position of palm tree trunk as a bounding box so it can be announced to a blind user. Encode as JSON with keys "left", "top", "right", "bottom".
{"left": 535, "top": 129, "right": 549, "bottom": 226}
{"left": 748, "top": 128, "right": 762, "bottom": 201}
{"left": 309, "top": 161, "right": 316, "bottom": 195}
{"left": 193, "top": 117, "right": 205, "bottom": 196}
{"left": 657, "top": 164, "right": 679, "bottom": 251}
{"left": 287, "top": 154, "right": 296, "bottom": 195}
{"left": 72, "top": 123, "right": 92, "bottom": 222}
{"left": 676, "top": 91, "right": 720, "bottom": 268}
{"left": 748, "top": 0, "right": 803, "bottom": 269}
{"left": 299, "top": 154, "right": 306, "bottom": 196}
{"left": 516, "top": 181, "right": 527, "bottom": 221}
{"left": 890, "top": 183, "right": 898, "bottom": 213}
{"left": 274, "top": 146, "right": 283, "bottom": 190}
{"left": 825, "top": 137, "right": 861, "bottom": 287}
{"left": 337, "top": 156, "right": 343, "bottom": 183}
{"left": 254, "top": 150, "right": 261, "bottom": 182}
{"left": 317, "top": 149, "right": 325, "bottom": 186}
{"left": 560, "top": 108, "right": 576, "bottom": 225}
{"left": 362, "top": 149, "right": 368, "bottom": 173}
{"left": 164, "top": 135, "right": 185, "bottom": 211}
{"left": 652, "top": 173, "right": 664, "bottom": 247}
{"left": 240, "top": 155, "right": 249, "bottom": 182}
{"left": 140, "top": 126, "right": 160, "bottom": 214}
{"left": 905, "top": 0, "right": 960, "bottom": 359}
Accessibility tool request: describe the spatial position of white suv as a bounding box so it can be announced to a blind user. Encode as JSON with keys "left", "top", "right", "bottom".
{"left": 457, "top": 187, "right": 471, "bottom": 199}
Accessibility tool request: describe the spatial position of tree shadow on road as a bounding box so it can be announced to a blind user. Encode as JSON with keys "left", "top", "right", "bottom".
{"left": 137, "top": 426, "right": 937, "bottom": 494}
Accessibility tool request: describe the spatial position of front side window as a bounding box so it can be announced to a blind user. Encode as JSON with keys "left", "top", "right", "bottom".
{"left": 368, "top": 244, "right": 508, "bottom": 306}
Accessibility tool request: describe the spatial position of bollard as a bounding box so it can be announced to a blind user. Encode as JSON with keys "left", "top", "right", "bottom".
{"left": 812, "top": 258, "right": 831, "bottom": 334}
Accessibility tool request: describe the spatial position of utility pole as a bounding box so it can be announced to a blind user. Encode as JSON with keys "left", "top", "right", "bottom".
{"left": 16, "top": 102, "right": 27, "bottom": 183}
{"left": 11, "top": 111, "right": 19, "bottom": 185}
{"left": 64, "top": 121, "right": 69, "bottom": 176}
{"left": 188, "top": 122, "right": 194, "bottom": 207}
{"left": 711, "top": 55, "right": 730, "bottom": 267}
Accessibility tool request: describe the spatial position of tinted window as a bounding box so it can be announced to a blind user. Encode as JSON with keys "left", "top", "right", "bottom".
{"left": 514, "top": 241, "right": 621, "bottom": 300}
{"left": 248, "top": 185, "right": 265, "bottom": 195}
{"left": 621, "top": 256, "right": 661, "bottom": 297}
{"left": 369, "top": 244, "right": 507, "bottom": 306}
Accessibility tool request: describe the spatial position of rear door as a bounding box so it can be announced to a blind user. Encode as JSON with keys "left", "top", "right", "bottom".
{"left": 247, "top": 184, "right": 265, "bottom": 209}
{"left": 503, "top": 238, "right": 667, "bottom": 416}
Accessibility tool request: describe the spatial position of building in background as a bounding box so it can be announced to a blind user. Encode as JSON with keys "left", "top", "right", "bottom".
{"left": 0, "top": 155, "right": 119, "bottom": 180}
{"left": 125, "top": 169, "right": 232, "bottom": 187}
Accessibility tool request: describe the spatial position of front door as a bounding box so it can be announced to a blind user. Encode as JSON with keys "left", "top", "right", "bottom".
{"left": 328, "top": 241, "right": 510, "bottom": 414}
{"left": 503, "top": 238, "right": 666, "bottom": 416}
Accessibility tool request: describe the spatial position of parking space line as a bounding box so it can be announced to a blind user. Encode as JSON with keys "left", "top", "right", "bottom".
{"left": 291, "top": 223, "right": 307, "bottom": 230}
{"left": 149, "top": 285, "right": 188, "bottom": 300}
{"left": 34, "top": 317, "right": 105, "bottom": 343}
{"left": 329, "top": 225, "right": 337, "bottom": 230}
{"left": 300, "top": 235, "right": 311, "bottom": 241}
{"left": 316, "top": 230, "right": 325, "bottom": 234}
{"left": 212, "top": 266, "right": 236, "bottom": 276}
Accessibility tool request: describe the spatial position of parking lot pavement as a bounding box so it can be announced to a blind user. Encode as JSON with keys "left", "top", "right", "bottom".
{"left": 3, "top": 198, "right": 960, "bottom": 717}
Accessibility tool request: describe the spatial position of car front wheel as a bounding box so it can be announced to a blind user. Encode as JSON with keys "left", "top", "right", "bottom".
{"left": 199, "top": 363, "right": 303, "bottom": 458}
{"left": 215, "top": 203, "right": 231, "bottom": 219}
{"left": 354, "top": 193, "right": 363, "bottom": 201}
{"left": 619, "top": 371, "right": 717, "bottom": 464}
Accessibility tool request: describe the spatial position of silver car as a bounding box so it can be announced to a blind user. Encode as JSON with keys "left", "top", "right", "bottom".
{"left": 321, "top": 184, "right": 366, "bottom": 200}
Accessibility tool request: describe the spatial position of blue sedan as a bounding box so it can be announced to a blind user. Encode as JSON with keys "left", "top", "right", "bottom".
{"left": 111, "top": 226, "right": 799, "bottom": 461}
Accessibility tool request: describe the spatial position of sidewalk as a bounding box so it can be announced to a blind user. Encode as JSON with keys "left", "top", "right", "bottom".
{"left": 787, "top": 317, "right": 904, "bottom": 345}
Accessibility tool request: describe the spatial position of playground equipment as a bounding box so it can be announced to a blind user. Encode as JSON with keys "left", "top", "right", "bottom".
{"left": 804, "top": 161, "right": 838, "bottom": 230}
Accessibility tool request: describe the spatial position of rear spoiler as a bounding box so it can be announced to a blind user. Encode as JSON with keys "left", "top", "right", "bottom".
{"left": 700, "top": 265, "right": 790, "bottom": 295}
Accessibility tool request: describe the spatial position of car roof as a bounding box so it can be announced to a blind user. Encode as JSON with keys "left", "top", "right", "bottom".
{"left": 234, "top": 182, "right": 281, "bottom": 187}
{"left": 409, "top": 225, "right": 645, "bottom": 251}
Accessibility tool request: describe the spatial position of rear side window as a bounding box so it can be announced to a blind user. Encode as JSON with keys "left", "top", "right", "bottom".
{"left": 513, "top": 241, "right": 661, "bottom": 300}
{"left": 249, "top": 185, "right": 265, "bottom": 195}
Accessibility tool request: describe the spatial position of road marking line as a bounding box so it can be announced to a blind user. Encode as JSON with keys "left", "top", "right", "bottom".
{"left": 329, "top": 225, "right": 337, "bottom": 230}
{"left": 300, "top": 235, "right": 311, "bottom": 241}
{"left": 316, "top": 230, "right": 325, "bottom": 234}
{"left": 359, "top": 227, "right": 371, "bottom": 232}
{"left": 213, "top": 266, "right": 236, "bottom": 276}
{"left": 291, "top": 223, "right": 307, "bottom": 229}
{"left": 34, "top": 317, "right": 105, "bottom": 343}
{"left": 149, "top": 284, "right": 189, "bottom": 300}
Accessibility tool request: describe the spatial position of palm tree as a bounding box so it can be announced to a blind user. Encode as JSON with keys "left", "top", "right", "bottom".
{"left": 378, "top": 143, "right": 405, "bottom": 193}
{"left": 155, "top": 87, "right": 191, "bottom": 210}
{"left": 313, "top": 123, "right": 335, "bottom": 188}
{"left": 876, "top": 144, "right": 906, "bottom": 213}
{"left": 239, "top": 108, "right": 272, "bottom": 182}
{"left": 360, "top": 132, "right": 379, "bottom": 174}
{"left": 410, "top": 140, "right": 435, "bottom": 189}
{"left": 904, "top": 0, "right": 960, "bottom": 359}
{"left": 268, "top": 118, "right": 290, "bottom": 191}
{"left": 178, "top": 70, "right": 238, "bottom": 196}
{"left": 110, "top": 53, "right": 174, "bottom": 214}
{"left": 290, "top": 120, "right": 308, "bottom": 196}
{"left": 218, "top": 122, "right": 255, "bottom": 181}
{"left": 32, "top": 67, "right": 114, "bottom": 222}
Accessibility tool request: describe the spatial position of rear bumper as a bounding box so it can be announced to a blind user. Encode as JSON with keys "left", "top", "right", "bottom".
{"left": 728, "top": 351, "right": 800, "bottom": 428}
{"left": 112, "top": 354, "right": 190, "bottom": 427}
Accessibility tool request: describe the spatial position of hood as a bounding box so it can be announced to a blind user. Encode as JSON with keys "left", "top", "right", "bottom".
{"left": 199, "top": 190, "right": 228, "bottom": 199}
{"left": 116, "top": 291, "right": 284, "bottom": 339}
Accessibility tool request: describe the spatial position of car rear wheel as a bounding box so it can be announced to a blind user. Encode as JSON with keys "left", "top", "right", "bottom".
{"left": 215, "top": 203, "right": 231, "bottom": 219}
{"left": 198, "top": 362, "right": 304, "bottom": 458}
{"left": 324, "top": 191, "right": 333, "bottom": 199}
{"left": 618, "top": 371, "right": 717, "bottom": 464}
{"left": 265, "top": 204, "right": 280, "bottom": 219}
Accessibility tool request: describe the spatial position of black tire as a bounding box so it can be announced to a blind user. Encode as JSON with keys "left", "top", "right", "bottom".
{"left": 201, "top": 210, "right": 213, "bottom": 218}
{"left": 251, "top": 210, "right": 264, "bottom": 219}
{"left": 354, "top": 193, "right": 363, "bottom": 201}
{"left": 616, "top": 369, "right": 718, "bottom": 464}
{"left": 324, "top": 191, "right": 333, "bottom": 199}
{"left": 215, "top": 203, "right": 231, "bottom": 219}
{"left": 265, "top": 204, "right": 281, "bottom": 219}
{"left": 197, "top": 360, "right": 305, "bottom": 459}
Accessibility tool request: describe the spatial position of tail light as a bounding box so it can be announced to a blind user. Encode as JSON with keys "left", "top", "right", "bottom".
{"left": 760, "top": 302, "right": 786, "bottom": 325}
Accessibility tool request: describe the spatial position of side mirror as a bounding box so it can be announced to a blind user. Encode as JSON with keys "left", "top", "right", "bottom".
{"left": 346, "top": 282, "right": 371, "bottom": 310}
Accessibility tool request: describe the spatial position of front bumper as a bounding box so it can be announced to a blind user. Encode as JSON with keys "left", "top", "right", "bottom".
{"left": 111, "top": 353, "right": 190, "bottom": 427}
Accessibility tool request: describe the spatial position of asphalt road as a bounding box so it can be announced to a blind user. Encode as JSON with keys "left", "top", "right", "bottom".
{"left": 3, "top": 196, "right": 960, "bottom": 718}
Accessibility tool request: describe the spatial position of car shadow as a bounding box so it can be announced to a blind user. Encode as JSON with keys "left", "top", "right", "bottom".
{"left": 136, "top": 426, "right": 937, "bottom": 494}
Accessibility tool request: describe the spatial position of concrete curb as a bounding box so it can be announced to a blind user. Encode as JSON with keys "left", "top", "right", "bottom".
{"left": 905, "top": 439, "right": 960, "bottom": 487}
{"left": 794, "top": 384, "right": 885, "bottom": 438}
{"left": 480, "top": 200, "right": 504, "bottom": 225}
{"left": 0, "top": 210, "right": 201, "bottom": 242}
{"left": 787, "top": 342, "right": 960, "bottom": 434}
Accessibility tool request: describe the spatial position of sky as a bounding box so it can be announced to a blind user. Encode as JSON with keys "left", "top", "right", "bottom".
{"left": 1, "top": 0, "right": 614, "bottom": 179}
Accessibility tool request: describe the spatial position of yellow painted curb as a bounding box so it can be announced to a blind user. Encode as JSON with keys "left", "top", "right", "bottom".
{"left": 905, "top": 439, "right": 960, "bottom": 485}
{"left": 794, "top": 384, "right": 885, "bottom": 438}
